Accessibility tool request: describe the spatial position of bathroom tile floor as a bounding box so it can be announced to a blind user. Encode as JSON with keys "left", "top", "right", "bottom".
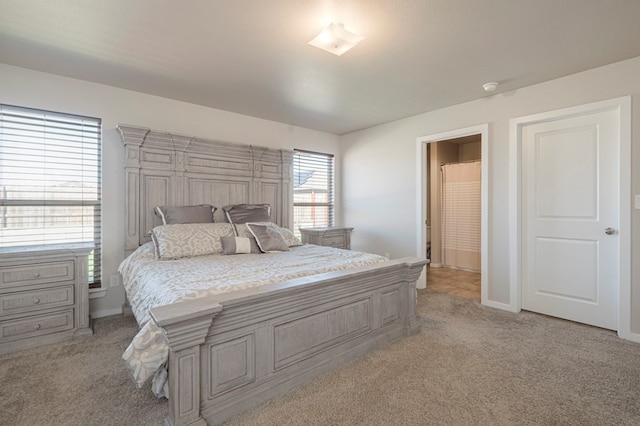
{"left": 427, "top": 265, "right": 481, "bottom": 301}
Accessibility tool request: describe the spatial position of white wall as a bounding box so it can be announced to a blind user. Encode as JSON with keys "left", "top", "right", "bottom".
{"left": 341, "top": 56, "right": 640, "bottom": 335}
{"left": 0, "top": 64, "right": 340, "bottom": 318}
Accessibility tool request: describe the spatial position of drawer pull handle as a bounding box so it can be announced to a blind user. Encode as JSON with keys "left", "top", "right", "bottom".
{"left": 33, "top": 272, "right": 41, "bottom": 278}
{"left": 34, "top": 324, "right": 41, "bottom": 330}
{"left": 33, "top": 297, "right": 41, "bottom": 304}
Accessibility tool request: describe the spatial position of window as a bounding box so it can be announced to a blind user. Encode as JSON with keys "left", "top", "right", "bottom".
{"left": 0, "top": 104, "right": 102, "bottom": 288}
{"left": 293, "top": 149, "right": 334, "bottom": 236}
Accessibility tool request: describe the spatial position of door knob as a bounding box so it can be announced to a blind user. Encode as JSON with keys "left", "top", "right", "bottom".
{"left": 605, "top": 227, "right": 616, "bottom": 235}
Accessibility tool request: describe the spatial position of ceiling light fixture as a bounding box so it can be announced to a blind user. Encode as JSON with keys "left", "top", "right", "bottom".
{"left": 308, "top": 22, "right": 364, "bottom": 56}
{"left": 482, "top": 81, "right": 499, "bottom": 92}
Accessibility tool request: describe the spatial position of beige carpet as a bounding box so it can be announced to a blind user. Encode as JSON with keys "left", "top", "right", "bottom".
{"left": 2, "top": 289, "right": 639, "bottom": 425}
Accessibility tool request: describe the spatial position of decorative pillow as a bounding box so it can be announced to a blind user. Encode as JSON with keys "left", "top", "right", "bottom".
{"left": 278, "top": 227, "right": 303, "bottom": 247}
{"left": 222, "top": 204, "right": 271, "bottom": 224}
{"left": 246, "top": 222, "right": 290, "bottom": 252}
{"left": 220, "top": 236, "right": 262, "bottom": 255}
{"left": 233, "top": 222, "right": 266, "bottom": 238}
{"left": 151, "top": 223, "right": 235, "bottom": 260}
{"left": 234, "top": 223, "right": 302, "bottom": 247}
{"left": 154, "top": 205, "right": 216, "bottom": 225}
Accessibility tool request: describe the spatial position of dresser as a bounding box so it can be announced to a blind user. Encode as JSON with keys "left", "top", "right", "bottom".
{"left": 0, "top": 243, "right": 94, "bottom": 355}
{"left": 299, "top": 227, "right": 354, "bottom": 250}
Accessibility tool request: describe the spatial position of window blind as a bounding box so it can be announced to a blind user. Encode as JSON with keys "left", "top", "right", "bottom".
{"left": 0, "top": 104, "right": 102, "bottom": 287}
{"left": 293, "top": 149, "right": 334, "bottom": 235}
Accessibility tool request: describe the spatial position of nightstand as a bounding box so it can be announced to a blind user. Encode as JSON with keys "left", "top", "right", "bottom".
{"left": 299, "top": 227, "right": 354, "bottom": 250}
{"left": 0, "top": 243, "right": 94, "bottom": 355}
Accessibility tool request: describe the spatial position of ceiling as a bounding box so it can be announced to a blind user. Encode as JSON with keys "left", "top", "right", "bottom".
{"left": 1, "top": 1, "right": 640, "bottom": 135}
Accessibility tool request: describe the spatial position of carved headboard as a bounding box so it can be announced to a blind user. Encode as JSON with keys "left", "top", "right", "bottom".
{"left": 117, "top": 125, "right": 293, "bottom": 251}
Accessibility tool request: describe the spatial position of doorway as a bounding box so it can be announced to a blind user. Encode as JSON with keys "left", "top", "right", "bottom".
{"left": 416, "top": 124, "right": 488, "bottom": 304}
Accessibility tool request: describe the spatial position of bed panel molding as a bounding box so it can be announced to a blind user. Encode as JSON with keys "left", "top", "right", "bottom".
{"left": 381, "top": 288, "right": 401, "bottom": 325}
{"left": 118, "top": 124, "right": 293, "bottom": 250}
{"left": 272, "top": 296, "right": 373, "bottom": 370}
{"left": 206, "top": 333, "right": 256, "bottom": 398}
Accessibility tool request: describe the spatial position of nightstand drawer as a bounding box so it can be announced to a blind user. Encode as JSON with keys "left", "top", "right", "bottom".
{"left": 321, "top": 235, "right": 348, "bottom": 249}
{"left": 299, "top": 227, "right": 353, "bottom": 250}
{"left": 1, "top": 309, "right": 74, "bottom": 342}
{"left": 0, "top": 261, "right": 75, "bottom": 289}
{"left": 0, "top": 286, "right": 75, "bottom": 316}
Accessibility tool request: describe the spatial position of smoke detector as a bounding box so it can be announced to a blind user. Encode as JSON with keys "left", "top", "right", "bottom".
{"left": 483, "top": 82, "right": 499, "bottom": 92}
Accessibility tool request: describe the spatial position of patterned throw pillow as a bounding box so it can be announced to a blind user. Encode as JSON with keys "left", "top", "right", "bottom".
{"left": 151, "top": 223, "right": 235, "bottom": 260}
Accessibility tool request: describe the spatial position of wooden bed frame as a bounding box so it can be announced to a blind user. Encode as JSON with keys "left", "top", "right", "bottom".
{"left": 118, "top": 125, "right": 427, "bottom": 426}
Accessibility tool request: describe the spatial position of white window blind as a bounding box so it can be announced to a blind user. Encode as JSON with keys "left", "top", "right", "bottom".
{"left": 0, "top": 104, "right": 102, "bottom": 287}
{"left": 293, "top": 149, "right": 334, "bottom": 236}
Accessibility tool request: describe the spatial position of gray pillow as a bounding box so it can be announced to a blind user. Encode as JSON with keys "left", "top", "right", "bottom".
{"left": 235, "top": 223, "right": 302, "bottom": 247}
{"left": 222, "top": 204, "right": 271, "bottom": 224}
{"left": 246, "top": 222, "right": 289, "bottom": 252}
{"left": 278, "top": 227, "right": 303, "bottom": 247}
{"left": 154, "top": 205, "right": 216, "bottom": 225}
{"left": 220, "top": 236, "right": 262, "bottom": 254}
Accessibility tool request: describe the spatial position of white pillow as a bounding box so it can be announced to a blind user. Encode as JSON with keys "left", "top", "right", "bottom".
{"left": 151, "top": 223, "right": 235, "bottom": 260}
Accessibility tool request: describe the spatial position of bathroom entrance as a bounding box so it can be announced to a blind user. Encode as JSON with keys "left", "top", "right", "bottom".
{"left": 417, "top": 124, "right": 487, "bottom": 302}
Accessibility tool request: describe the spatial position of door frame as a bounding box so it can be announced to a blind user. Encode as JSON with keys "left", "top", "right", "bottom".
{"left": 416, "top": 124, "right": 489, "bottom": 304}
{"left": 509, "top": 96, "right": 632, "bottom": 339}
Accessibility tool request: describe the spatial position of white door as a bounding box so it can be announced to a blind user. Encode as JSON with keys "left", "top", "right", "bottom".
{"left": 521, "top": 107, "right": 620, "bottom": 330}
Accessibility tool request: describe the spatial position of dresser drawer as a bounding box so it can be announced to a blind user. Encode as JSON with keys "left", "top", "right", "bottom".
{"left": 0, "top": 261, "right": 75, "bottom": 289}
{"left": 0, "top": 309, "right": 74, "bottom": 342}
{"left": 0, "top": 286, "right": 74, "bottom": 316}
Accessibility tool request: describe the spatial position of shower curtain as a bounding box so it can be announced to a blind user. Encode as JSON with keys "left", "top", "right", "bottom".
{"left": 441, "top": 160, "right": 481, "bottom": 272}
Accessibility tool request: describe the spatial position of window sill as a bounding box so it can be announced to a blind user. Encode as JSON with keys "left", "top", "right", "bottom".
{"left": 89, "top": 288, "right": 107, "bottom": 299}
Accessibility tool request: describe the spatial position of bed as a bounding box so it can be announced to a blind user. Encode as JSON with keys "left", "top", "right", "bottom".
{"left": 117, "top": 125, "right": 427, "bottom": 426}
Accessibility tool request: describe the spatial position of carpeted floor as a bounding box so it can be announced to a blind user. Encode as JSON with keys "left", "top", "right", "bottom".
{"left": 2, "top": 289, "right": 639, "bottom": 425}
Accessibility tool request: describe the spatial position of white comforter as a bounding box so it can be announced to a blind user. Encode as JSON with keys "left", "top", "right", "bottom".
{"left": 118, "top": 242, "right": 385, "bottom": 394}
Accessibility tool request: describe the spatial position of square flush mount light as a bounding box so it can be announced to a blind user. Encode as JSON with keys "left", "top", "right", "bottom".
{"left": 308, "top": 23, "right": 364, "bottom": 56}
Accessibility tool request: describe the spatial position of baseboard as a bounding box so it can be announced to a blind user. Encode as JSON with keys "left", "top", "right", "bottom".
{"left": 482, "top": 298, "right": 519, "bottom": 313}
{"left": 122, "top": 304, "right": 134, "bottom": 317}
{"left": 619, "top": 330, "right": 640, "bottom": 343}
{"left": 90, "top": 307, "right": 124, "bottom": 319}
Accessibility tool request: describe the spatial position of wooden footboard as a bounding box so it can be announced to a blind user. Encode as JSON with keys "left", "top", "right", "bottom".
{"left": 150, "top": 257, "right": 427, "bottom": 426}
